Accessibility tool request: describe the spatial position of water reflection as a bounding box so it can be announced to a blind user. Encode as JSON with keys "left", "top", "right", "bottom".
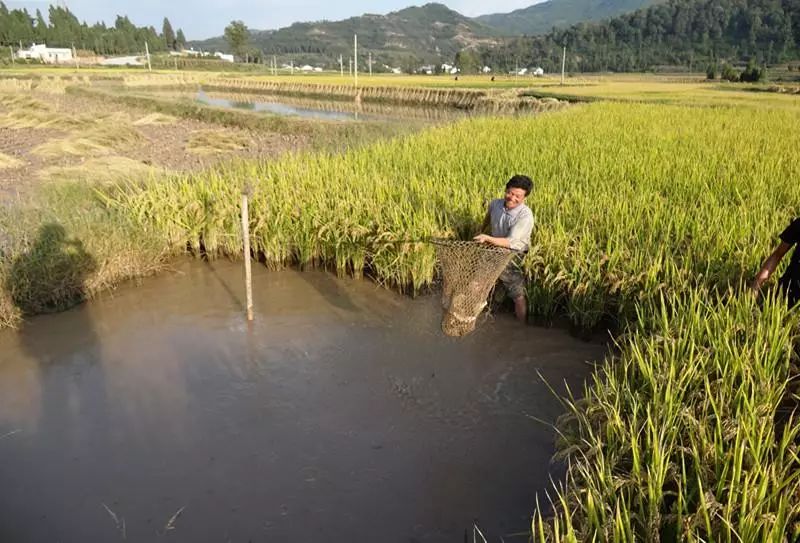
{"left": 193, "top": 89, "right": 475, "bottom": 123}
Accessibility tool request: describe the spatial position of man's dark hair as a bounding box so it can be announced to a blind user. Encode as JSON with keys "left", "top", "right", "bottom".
{"left": 506, "top": 175, "right": 533, "bottom": 196}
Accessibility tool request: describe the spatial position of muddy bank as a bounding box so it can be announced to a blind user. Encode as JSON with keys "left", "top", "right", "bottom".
{"left": 0, "top": 259, "right": 607, "bottom": 542}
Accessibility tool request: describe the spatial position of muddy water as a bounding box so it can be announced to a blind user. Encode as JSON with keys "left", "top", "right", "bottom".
{"left": 0, "top": 260, "right": 606, "bottom": 542}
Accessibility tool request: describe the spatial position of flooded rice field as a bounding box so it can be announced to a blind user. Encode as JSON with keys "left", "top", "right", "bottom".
{"left": 193, "top": 89, "right": 475, "bottom": 122}
{"left": 0, "top": 259, "right": 606, "bottom": 542}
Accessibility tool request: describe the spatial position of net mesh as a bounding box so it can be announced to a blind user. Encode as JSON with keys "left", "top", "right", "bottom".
{"left": 433, "top": 240, "right": 516, "bottom": 337}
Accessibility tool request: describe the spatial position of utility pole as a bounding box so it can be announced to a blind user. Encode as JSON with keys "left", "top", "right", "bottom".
{"left": 349, "top": 57, "right": 352, "bottom": 76}
{"left": 273, "top": 55, "right": 277, "bottom": 76}
{"left": 290, "top": 60, "right": 294, "bottom": 74}
{"left": 145, "top": 41, "right": 152, "bottom": 72}
{"left": 339, "top": 54, "right": 343, "bottom": 77}
{"left": 368, "top": 51, "right": 372, "bottom": 76}
{"left": 561, "top": 45, "right": 566, "bottom": 85}
{"left": 71, "top": 43, "right": 79, "bottom": 70}
{"left": 9, "top": 45, "right": 14, "bottom": 65}
{"left": 353, "top": 34, "right": 358, "bottom": 88}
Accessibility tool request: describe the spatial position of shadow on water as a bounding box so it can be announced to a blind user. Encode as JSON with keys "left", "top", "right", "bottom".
{"left": 5, "top": 223, "right": 97, "bottom": 315}
{"left": 0, "top": 223, "right": 110, "bottom": 540}
{"left": 296, "top": 267, "right": 360, "bottom": 312}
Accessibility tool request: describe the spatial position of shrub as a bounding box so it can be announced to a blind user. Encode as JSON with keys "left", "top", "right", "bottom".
{"left": 721, "top": 63, "right": 740, "bottom": 82}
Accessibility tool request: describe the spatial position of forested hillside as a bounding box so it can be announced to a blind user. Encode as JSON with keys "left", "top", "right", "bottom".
{"left": 480, "top": 0, "right": 798, "bottom": 72}
{"left": 476, "top": 0, "right": 663, "bottom": 35}
{"left": 190, "top": 3, "right": 499, "bottom": 69}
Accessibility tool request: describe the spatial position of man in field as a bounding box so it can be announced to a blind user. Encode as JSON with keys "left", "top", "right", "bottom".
{"left": 473, "top": 175, "right": 535, "bottom": 322}
{"left": 752, "top": 216, "right": 800, "bottom": 308}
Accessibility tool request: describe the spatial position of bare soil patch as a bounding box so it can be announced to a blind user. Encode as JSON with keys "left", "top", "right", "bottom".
{"left": 0, "top": 92, "right": 308, "bottom": 200}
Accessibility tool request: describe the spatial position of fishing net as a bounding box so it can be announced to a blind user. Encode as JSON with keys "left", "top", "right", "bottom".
{"left": 433, "top": 240, "right": 516, "bottom": 337}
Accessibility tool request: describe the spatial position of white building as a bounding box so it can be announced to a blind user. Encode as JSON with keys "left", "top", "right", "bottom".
{"left": 214, "top": 52, "right": 234, "bottom": 63}
{"left": 16, "top": 43, "right": 73, "bottom": 64}
{"left": 482, "top": 66, "right": 492, "bottom": 73}
{"left": 100, "top": 56, "right": 143, "bottom": 66}
{"left": 533, "top": 67, "right": 544, "bottom": 76}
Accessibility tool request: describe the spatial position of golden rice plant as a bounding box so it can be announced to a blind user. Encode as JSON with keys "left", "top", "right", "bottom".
{"left": 2, "top": 95, "right": 800, "bottom": 541}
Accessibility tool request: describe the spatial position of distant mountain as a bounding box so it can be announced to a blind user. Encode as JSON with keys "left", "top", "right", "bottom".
{"left": 190, "top": 3, "right": 500, "bottom": 69}
{"left": 474, "top": 0, "right": 665, "bottom": 35}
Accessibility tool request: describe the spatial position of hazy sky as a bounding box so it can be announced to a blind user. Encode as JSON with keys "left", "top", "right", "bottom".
{"left": 5, "top": 0, "right": 537, "bottom": 40}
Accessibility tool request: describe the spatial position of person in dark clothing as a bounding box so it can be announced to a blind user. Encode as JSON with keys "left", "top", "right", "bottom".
{"left": 753, "top": 217, "right": 800, "bottom": 308}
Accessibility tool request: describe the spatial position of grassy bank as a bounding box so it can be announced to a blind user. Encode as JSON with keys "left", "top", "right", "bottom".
{"left": 1, "top": 98, "right": 799, "bottom": 539}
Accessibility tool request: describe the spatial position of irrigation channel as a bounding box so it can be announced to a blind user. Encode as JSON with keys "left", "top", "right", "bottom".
{"left": 0, "top": 259, "right": 606, "bottom": 542}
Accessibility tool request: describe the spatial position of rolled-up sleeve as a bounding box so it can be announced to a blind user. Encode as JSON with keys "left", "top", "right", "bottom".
{"left": 508, "top": 209, "right": 534, "bottom": 252}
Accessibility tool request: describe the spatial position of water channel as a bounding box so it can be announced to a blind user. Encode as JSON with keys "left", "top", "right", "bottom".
{"left": 0, "top": 260, "right": 606, "bottom": 542}
{"left": 192, "top": 89, "right": 475, "bottom": 122}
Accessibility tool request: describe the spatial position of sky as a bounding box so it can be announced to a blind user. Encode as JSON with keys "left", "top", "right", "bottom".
{"left": 5, "top": 0, "right": 537, "bottom": 40}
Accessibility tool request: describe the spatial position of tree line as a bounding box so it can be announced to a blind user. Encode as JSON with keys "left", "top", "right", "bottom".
{"left": 0, "top": 3, "right": 187, "bottom": 56}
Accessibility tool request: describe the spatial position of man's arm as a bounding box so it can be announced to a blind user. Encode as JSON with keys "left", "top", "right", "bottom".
{"left": 474, "top": 209, "right": 533, "bottom": 250}
{"left": 473, "top": 233, "right": 511, "bottom": 248}
{"left": 752, "top": 242, "right": 792, "bottom": 290}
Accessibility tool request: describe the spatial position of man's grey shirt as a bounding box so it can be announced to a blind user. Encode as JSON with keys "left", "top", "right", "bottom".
{"left": 488, "top": 198, "right": 534, "bottom": 252}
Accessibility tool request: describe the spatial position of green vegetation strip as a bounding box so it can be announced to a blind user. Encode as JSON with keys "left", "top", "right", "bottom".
{"left": 1, "top": 101, "right": 799, "bottom": 539}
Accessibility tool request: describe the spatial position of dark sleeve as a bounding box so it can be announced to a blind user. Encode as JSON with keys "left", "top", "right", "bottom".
{"left": 779, "top": 218, "right": 800, "bottom": 245}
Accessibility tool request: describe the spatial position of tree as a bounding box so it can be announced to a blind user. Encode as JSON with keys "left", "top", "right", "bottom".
{"left": 740, "top": 59, "right": 765, "bottom": 82}
{"left": 454, "top": 48, "right": 480, "bottom": 73}
{"left": 34, "top": 9, "right": 47, "bottom": 43}
{"left": 721, "top": 63, "right": 740, "bottom": 81}
{"left": 162, "top": 17, "right": 175, "bottom": 50}
{"left": 224, "top": 20, "right": 249, "bottom": 60}
{"left": 176, "top": 28, "right": 186, "bottom": 49}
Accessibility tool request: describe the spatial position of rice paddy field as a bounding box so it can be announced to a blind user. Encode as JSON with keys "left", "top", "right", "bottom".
{"left": 2, "top": 67, "right": 800, "bottom": 540}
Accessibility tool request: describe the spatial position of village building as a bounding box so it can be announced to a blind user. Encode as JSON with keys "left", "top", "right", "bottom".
{"left": 214, "top": 52, "right": 235, "bottom": 62}
{"left": 15, "top": 43, "right": 73, "bottom": 64}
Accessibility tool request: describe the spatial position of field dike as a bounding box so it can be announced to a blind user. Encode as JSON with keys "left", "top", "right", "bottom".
{"left": 203, "top": 78, "right": 567, "bottom": 111}
{"left": 1, "top": 101, "right": 800, "bottom": 540}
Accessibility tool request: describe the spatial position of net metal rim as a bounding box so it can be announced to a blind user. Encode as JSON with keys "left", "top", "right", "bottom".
{"left": 430, "top": 238, "right": 520, "bottom": 256}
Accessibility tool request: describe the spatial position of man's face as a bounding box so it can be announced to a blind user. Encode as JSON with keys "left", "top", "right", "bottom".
{"left": 504, "top": 187, "right": 527, "bottom": 209}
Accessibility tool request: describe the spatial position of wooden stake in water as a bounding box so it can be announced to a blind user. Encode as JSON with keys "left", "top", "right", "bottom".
{"left": 241, "top": 185, "right": 254, "bottom": 321}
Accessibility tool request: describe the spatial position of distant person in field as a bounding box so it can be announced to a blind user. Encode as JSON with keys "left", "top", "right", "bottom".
{"left": 752, "top": 217, "right": 800, "bottom": 308}
{"left": 474, "top": 175, "right": 535, "bottom": 322}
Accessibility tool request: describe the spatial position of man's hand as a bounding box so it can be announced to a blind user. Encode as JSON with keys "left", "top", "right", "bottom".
{"left": 473, "top": 234, "right": 491, "bottom": 244}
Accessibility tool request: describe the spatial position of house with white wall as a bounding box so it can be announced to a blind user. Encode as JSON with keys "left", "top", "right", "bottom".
{"left": 16, "top": 43, "right": 73, "bottom": 64}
